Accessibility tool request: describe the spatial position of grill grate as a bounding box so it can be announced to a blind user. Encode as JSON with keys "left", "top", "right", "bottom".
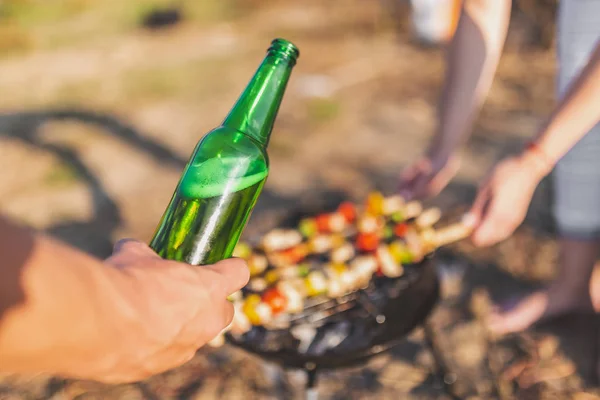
{"left": 223, "top": 199, "right": 456, "bottom": 400}
{"left": 226, "top": 255, "right": 439, "bottom": 370}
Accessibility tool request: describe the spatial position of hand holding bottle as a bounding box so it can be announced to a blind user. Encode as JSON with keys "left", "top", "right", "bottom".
{"left": 0, "top": 222, "right": 248, "bottom": 384}
{"left": 90, "top": 239, "right": 249, "bottom": 383}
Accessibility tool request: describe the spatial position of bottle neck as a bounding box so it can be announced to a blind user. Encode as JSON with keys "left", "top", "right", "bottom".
{"left": 221, "top": 52, "right": 295, "bottom": 148}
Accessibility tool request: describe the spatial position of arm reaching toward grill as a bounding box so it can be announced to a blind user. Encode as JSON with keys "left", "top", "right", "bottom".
{"left": 0, "top": 214, "right": 248, "bottom": 383}
{"left": 399, "top": 0, "right": 512, "bottom": 200}
{"left": 467, "top": 40, "right": 600, "bottom": 247}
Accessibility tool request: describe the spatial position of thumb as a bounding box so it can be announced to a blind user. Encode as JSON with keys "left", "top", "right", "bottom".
{"left": 205, "top": 257, "right": 250, "bottom": 296}
{"left": 471, "top": 207, "right": 498, "bottom": 247}
{"left": 470, "top": 195, "right": 502, "bottom": 247}
{"left": 112, "top": 238, "right": 160, "bottom": 257}
{"left": 463, "top": 190, "right": 487, "bottom": 230}
{"left": 465, "top": 185, "right": 493, "bottom": 246}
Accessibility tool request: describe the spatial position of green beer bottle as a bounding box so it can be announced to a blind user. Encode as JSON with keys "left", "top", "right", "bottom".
{"left": 149, "top": 38, "right": 299, "bottom": 265}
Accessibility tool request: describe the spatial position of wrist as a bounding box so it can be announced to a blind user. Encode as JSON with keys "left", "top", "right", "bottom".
{"left": 0, "top": 259, "right": 120, "bottom": 376}
{"left": 519, "top": 141, "right": 555, "bottom": 179}
{"left": 425, "top": 141, "right": 456, "bottom": 164}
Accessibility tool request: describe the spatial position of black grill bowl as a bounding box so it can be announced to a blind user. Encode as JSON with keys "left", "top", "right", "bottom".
{"left": 225, "top": 199, "right": 441, "bottom": 371}
{"left": 225, "top": 255, "right": 439, "bottom": 370}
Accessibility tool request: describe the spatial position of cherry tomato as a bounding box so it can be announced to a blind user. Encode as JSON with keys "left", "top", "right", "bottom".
{"left": 262, "top": 288, "right": 288, "bottom": 315}
{"left": 315, "top": 214, "right": 331, "bottom": 232}
{"left": 277, "top": 244, "right": 307, "bottom": 264}
{"left": 356, "top": 232, "right": 379, "bottom": 252}
{"left": 337, "top": 202, "right": 357, "bottom": 222}
{"left": 394, "top": 223, "right": 409, "bottom": 237}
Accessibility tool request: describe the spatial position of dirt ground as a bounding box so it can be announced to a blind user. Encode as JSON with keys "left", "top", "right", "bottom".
{"left": 1, "top": 0, "right": 599, "bottom": 399}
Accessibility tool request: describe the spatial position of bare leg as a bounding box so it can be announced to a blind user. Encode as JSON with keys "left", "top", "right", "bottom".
{"left": 589, "top": 262, "right": 600, "bottom": 310}
{"left": 486, "top": 238, "right": 598, "bottom": 336}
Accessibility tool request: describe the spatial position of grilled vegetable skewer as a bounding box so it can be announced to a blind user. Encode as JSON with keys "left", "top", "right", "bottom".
{"left": 207, "top": 193, "right": 472, "bottom": 346}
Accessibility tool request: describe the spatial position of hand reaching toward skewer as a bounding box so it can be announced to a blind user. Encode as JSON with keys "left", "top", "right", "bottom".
{"left": 399, "top": 154, "right": 461, "bottom": 201}
{"left": 463, "top": 154, "right": 548, "bottom": 247}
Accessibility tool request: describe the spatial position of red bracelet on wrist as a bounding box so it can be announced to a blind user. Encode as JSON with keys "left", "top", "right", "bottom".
{"left": 525, "top": 141, "right": 553, "bottom": 171}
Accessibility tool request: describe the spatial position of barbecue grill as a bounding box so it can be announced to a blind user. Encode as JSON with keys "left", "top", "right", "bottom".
{"left": 224, "top": 203, "right": 443, "bottom": 399}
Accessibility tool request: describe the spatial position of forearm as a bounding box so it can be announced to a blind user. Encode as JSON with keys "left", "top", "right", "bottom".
{"left": 0, "top": 216, "right": 124, "bottom": 375}
{"left": 431, "top": 0, "right": 512, "bottom": 157}
{"left": 531, "top": 41, "right": 600, "bottom": 168}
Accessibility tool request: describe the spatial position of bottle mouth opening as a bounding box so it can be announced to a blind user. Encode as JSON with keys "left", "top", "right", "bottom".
{"left": 268, "top": 38, "right": 300, "bottom": 63}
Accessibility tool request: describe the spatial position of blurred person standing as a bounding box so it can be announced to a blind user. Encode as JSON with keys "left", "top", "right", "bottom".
{"left": 399, "top": 0, "right": 600, "bottom": 335}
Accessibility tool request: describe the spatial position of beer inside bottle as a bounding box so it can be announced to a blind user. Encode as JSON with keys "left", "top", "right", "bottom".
{"left": 150, "top": 38, "right": 299, "bottom": 265}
